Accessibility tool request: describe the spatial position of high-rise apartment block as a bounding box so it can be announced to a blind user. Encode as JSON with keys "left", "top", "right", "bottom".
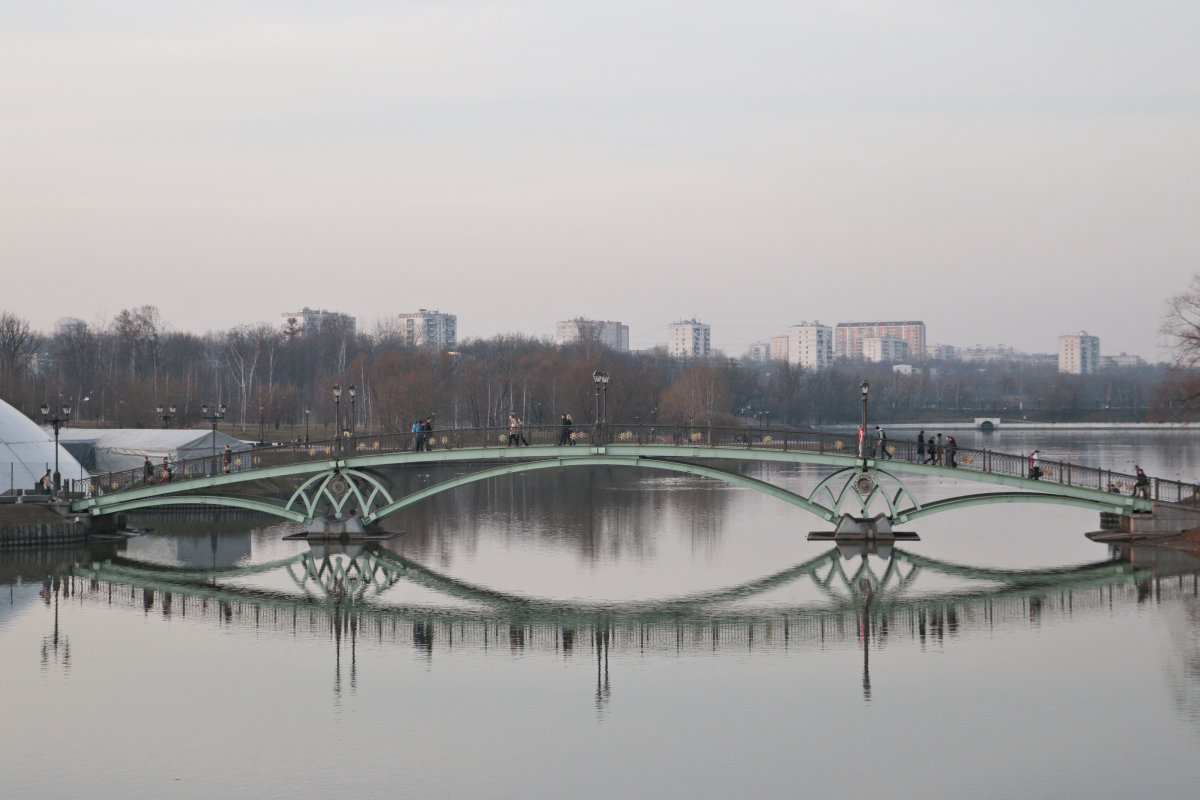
{"left": 744, "top": 342, "right": 770, "bottom": 363}
{"left": 1058, "top": 331, "right": 1100, "bottom": 374}
{"left": 787, "top": 322, "right": 833, "bottom": 370}
{"left": 862, "top": 337, "right": 909, "bottom": 363}
{"left": 835, "top": 321, "right": 926, "bottom": 361}
{"left": 281, "top": 307, "right": 357, "bottom": 337}
{"left": 395, "top": 309, "right": 457, "bottom": 349}
{"left": 769, "top": 336, "right": 790, "bottom": 362}
{"left": 668, "top": 320, "right": 711, "bottom": 358}
{"left": 555, "top": 318, "right": 630, "bottom": 352}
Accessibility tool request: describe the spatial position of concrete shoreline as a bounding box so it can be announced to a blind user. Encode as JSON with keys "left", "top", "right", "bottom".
{"left": 817, "top": 421, "right": 1200, "bottom": 432}
{"left": 0, "top": 503, "right": 89, "bottom": 548}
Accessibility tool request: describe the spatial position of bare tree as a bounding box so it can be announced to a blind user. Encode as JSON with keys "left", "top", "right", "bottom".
{"left": 1163, "top": 274, "right": 1200, "bottom": 367}
{"left": 0, "top": 311, "right": 41, "bottom": 385}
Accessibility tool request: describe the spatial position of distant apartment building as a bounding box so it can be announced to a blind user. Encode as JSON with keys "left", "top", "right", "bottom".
{"left": 835, "top": 321, "right": 926, "bottom": 361}
{"left": 929, "top": 344, "right": 956, "bottom": 360}
{"left": 281, "top": 307, "right": 357, "bottom": 337}
{"left": 1102, "top": 352, "right": 1146, "bottom": 369}
{"left": 555, "top": 318, "right": 630, "bottom": 352}
{"left": 1058, "top": 331, "right": 1100, "bottom": 374}
{"left": 862, "top": 337, "right": 909, "bottom": 363}
{"left": 396, "top": 309, "right": 457, "bottom": 349}
{"left": 787, "top": 322, "right": 833, "bottom": 370}
{"left": 668, "top": 320, "right": 711, "bottom": 359}
{"left": 744, "top": 342, "right": 770, "bottom": 363}
{"left": 957, "top": 345, "right": 1021, "bottom": 363}
{"left": 53, "top": 317, "right": 86, "bottom": 336}
{"left": 769, "top": 336, "right": 790, "bottom": 362}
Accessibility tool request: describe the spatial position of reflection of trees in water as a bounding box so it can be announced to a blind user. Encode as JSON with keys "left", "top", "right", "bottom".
{"left": 1165, "top": 595, "right": 1200, "bottom": 726}
{"left": 375, "top": 465, "right": 733, "bottom": 567}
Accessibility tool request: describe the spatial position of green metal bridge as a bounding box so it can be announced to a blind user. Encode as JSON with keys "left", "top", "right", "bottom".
{"left": 70, "top": 423, "right": 1161, "bottom": 534}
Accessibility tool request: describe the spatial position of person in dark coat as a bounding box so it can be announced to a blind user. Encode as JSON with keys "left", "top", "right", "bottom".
{"left": 1134, "top": 466, "right": 1150, "bottom": 499}
{"left": 916, "top": 430, "right": 926, "bottom": 463}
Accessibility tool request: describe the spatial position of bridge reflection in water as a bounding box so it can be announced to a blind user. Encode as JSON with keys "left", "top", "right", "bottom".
{"left": 61, "top": 542, "right": 1200, "bottom": 702}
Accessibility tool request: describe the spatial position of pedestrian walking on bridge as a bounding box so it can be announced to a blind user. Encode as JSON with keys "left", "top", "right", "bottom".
{"left": 874, "top": 426, "right": 891, "bottom": 459}
{"left": 1134, "top": 466, "right": 1151, "bottom": 499}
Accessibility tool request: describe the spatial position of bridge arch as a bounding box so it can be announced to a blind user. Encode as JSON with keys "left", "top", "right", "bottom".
{"left": 82, "top": 493, "right": 308, "bottom": 522}
{"left": 361, "top": 455, "right": 840, "bottom": 525}
{"left": 892, "top": 491, "right": 1138, "bottom": 523}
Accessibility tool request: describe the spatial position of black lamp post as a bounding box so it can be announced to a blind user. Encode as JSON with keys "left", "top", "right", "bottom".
{"left": 304, "top": 408, "right": 310, "bottom": 444}
{"left": 258, "top": 405, "right": 265, "bottom": 445}
{"left": 40, "top": 401, "right": 71, "bottom": 495}
{"left": 156, "top": 404, "right": 176, "bottom": 429}
{"left": 332, "top": 383, "right": 342, "bottom": 451}
{"left": 860, "top": 381, "right": 869, "bottom": 468}
{"left": 201, "top": 402, "right": 227, "bottom": 473}
{"left": 591, "top": 369, "right": 609, "bottom": 443}
{"left": 348, "top": 384, "right": 357, "bottom": 439}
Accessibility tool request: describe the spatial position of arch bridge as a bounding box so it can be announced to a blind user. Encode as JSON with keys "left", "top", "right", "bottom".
{"left": 71, "top": 423, "right": 1162, "bottom": 537}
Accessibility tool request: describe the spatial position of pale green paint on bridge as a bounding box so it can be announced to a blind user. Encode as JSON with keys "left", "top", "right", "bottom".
{"left": 71, "top": 442, "right": 1152, "bottom": 526}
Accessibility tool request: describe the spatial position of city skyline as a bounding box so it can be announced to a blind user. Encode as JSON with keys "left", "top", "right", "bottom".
{"left": 4, "top": 2, "right": 1197, "bottom": 360}
{"left": 25, "top": 307, "right": 1158, "bottom": 368}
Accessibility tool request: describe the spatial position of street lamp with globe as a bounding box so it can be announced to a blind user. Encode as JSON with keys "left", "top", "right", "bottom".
{"left": 40, "top": 401, "right": 72, "bottom": 495}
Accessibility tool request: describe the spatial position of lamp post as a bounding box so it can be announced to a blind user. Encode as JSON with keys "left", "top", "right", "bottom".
{"left": 591, "top": 369, "right": 609, "bottom": 443}
{"left": 348, "top": 384, "right": 357, "bottom": 440}
{"left": 332, "top": 383, "right": 342, "bottom": 452}
{"left": 754, "top": 409, "right": 771, "bottom": 439}
{"left": 600, "top": 372, "right": 609, "bottom": 427}
{"left": 40, "top": 401, "right": 71, "bottom": 495}
{"left": 258, "top": 405, "right": 265, "bottom": 445}
{"left": 156, "top": 404, "right": 176, "bottom": 429}
{"left": 201, "top": 402, "right": 227, "bottom": 474}
{"left": 860, "top": 381, "right": 869, "bottom": 468}
{"left": 304, "top": 408, "right": 310, "bottom": 444}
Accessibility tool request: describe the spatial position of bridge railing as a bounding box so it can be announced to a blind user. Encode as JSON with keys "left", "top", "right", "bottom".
{"left": 82, "top": 422, "right": 1183, "bottom": 504}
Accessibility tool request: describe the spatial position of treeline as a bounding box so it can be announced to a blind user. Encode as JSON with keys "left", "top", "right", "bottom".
{"left": 0, "top": 307, "right": 1185, "bottom": 435}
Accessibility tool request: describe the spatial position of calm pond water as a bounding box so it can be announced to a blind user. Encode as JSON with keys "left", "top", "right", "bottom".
{"left": 3, "top": 429, "right": 1200, "bottom": 799}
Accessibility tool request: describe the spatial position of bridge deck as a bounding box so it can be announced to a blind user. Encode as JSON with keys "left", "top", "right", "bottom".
{"left": 67, "top": 424, "right": 1167, "bottom": 524}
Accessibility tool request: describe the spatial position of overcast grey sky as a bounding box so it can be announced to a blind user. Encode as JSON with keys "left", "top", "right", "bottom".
{"left": 2, "top": 1, "right": 1197, "bottom": 358}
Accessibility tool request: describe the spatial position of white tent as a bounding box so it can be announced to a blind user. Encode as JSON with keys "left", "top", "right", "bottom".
{"left": 0, "top": 398, "right": 89, "bottom": 494}
{"left": 56, "top": 428, "right": 253, "bottom": 474}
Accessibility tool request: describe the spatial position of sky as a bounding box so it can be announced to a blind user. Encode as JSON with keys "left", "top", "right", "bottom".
{"left": 2, "top": 1, "right": 1198, "bottom": 359}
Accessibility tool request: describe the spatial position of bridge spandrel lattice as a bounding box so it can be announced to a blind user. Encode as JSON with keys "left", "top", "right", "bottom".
{"left": 71, "top": 423, "right": 1167, "bottom": 523}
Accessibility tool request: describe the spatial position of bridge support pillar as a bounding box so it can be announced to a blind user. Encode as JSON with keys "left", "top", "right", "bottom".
{"left": 307, "top": 515, "right": 367, "bottom": 538}
{"left": 809, "top": 514, "right": 919, "bottom": 542}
